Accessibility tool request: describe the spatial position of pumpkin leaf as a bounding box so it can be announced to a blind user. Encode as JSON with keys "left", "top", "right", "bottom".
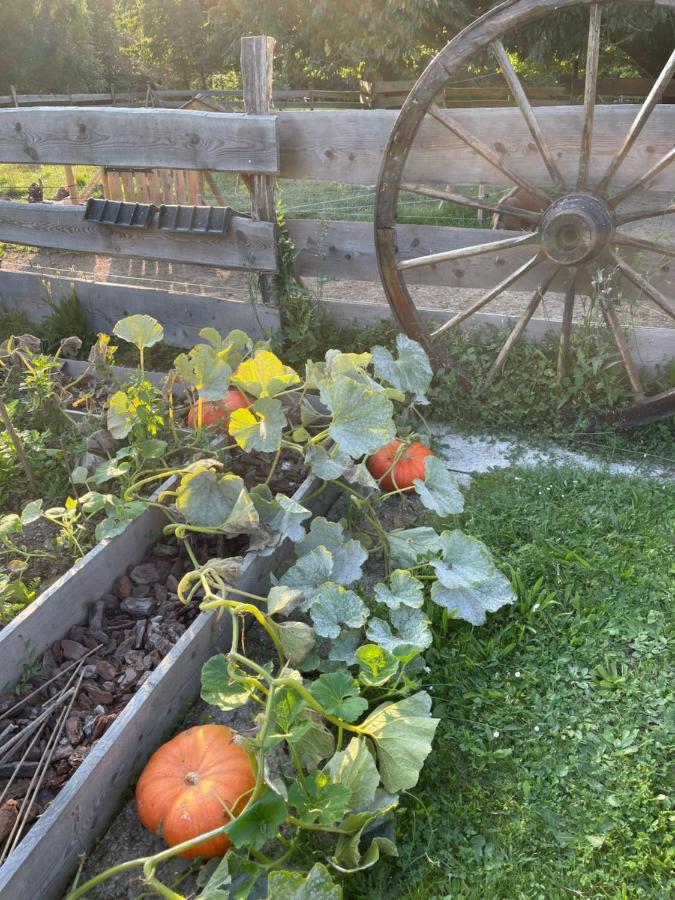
{"left": 250, "top": 486, "right": 311, "bottom": 544}
{"left": 232, "top": 350, "right": 300, "bottom": 398}
{"left": 373, "top": 569, "right": 424, "bottom": 610}
{"left": 200, "top": 655, "right": 252, "bottom": 711}
{"left": 229, "top": 398, "right": 286, "bottom": 452}
{"left": 266, "top": 585, "right": 304, "bottom": 617}
{"left": 309, "top": 670, "right": 368, "bottom": 723}
{"left": 360, "top": 691, "right": 439, "bottom": 793}
{"left": 20, "top": 499, "right": 43, "bottom": 526}
{"left": 135, "top": 438, "right": 168, "bottom": 460}
{"left": 366, "top": 606, "right": 432, "bottom": 655}
{"left": 199, "top": 327, "right": 250, "bottom": 368}
{"left": 387, "top": 527, "right": 442, "bottom": 568}
{"left": 355, "top": 644, "right": 399, "bottom": 688}
{"left": 113, "top": 314, "right": 163, "bottom": 350}
{"left": 414, "top": 456, "right": 465, "bottom": 517}
{"left": 293, "top": 713, "right": 335, "bottom": 769}
{"left": 279, "top": 546, "right": 334, "bottom": 605}
{"left": 320, "top": 375, "right": 395, "bottom": 458}
{"left": 288, "top": 771, "right": 352, "bottom": 825}
{"left": 297, "top": 517, "right": 367, "bottom": 586}
{"left": 265, "top": 863, "right": 342, "bottom": 900}
{"left": 431, "top": 571, "right": 517, "bottom": 626}
{"left": 304, "top": 443, "right": 351, "bottom": 481}
{"left": 0, "top": 513, "right": 22, "bottom": 537}
{"left": 175, "top": 468, "right": 260, "bottom": 535}
{"left": 331, "top": 811, "right": 398, "bottom": 873}
{"left": 276, "top": 621, "right": 316, "bottom": 666}
{"left": 224, "top": 791, "right": 288, "bottom": 851}
{"left": 328, "top": 628, "right": 361, "bottom": 666}
{"left": 372, "top": 334, "right": 433, "bottom": 403}
{"left": 308, "top": 582, "right": 369, "bottom": 638}
{"left": 106, "top": 390, "right": 134, "bottom": 439}
{"left": 173, "top": 344, "right": 232, "bottom": 400}
{"left": 324, "top": 736, "right": 379, "bottom": 812}
{"left": 197, "top": 850, "right": 266, "bottom": 900}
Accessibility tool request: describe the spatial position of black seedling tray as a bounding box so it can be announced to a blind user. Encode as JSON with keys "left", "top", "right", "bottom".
{"left": 157, "top": 204, "right": 237, "bottom": 234}
{"left": 84, "top": 199, "right": 157, "bottom": 229}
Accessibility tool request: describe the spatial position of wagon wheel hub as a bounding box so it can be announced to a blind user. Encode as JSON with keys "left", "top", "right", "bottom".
{"left": 540, "top": 193, "right": 614, "bottom": 265}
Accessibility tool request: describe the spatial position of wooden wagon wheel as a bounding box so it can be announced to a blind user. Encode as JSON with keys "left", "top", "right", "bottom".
{"left": 374, "top": 0, "right": 675, "bottom": 426}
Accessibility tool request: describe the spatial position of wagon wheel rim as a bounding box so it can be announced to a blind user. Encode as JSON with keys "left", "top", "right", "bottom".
{"left": 374, "top": 0, "right": 675, "bottom": 425}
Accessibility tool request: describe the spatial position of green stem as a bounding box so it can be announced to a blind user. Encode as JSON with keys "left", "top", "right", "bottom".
{"left": 264, "top": 443, "right": 283, "bottom": 488}
{"left": 201, "top": 596, "right": 285, "bottom": 662}
{"left": 286, "top": 816, "right": 355, "bottom": 835}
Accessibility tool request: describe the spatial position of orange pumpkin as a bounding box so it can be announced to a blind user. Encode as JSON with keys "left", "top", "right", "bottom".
{"left": 367, "top": 439, "right": 434, "bottom": 492}
{"left": 186, "top": 389, "right": 251, "bottom": 432}
{"left": 136, "top": 724, "right": 256, "bottom": 859}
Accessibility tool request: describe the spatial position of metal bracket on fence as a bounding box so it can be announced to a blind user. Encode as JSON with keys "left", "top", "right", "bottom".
{"left": 157, "top": 205, "right": 244, "bottom": 235}
{"left": 84, "top": 198, "right": 157, "bottom": 229}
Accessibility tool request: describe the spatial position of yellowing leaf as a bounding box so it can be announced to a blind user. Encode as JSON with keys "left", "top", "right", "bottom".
{"left": 232, "top": 350, "right": 300, "bottom": 398}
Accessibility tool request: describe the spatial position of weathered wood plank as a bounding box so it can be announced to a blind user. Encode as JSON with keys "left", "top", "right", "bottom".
{"left": 0, "top": 269, "right": 280, "bottom": 345}
{"left": 0, "top": 107, "right": 280, "bottom": 173}
{"left": 0, "top": 201, "right": 278, "bottom": 272}
{"left": 287, "top": 219, "right": 673, "bottom": 295}
{"left": 278, "top": 105, "right": 675, "bottom": 189}
{"left": 322, "top": 297, "right": 674, "bottom": 373}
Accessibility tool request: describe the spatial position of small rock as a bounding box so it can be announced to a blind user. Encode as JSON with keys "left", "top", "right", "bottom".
{"left": 83, "top": 683, "right": 113, "bottom": 706}
{"left": 166, "top": 574, "right": 179, "bottom": 593}
{"left": 77, "top": 451, "right": 104, "bottom": 477}
{"left": 53, "top": 743, "right": 75, "bottom": 762}
{"left": 136, "top": 671, "right": 151, "bottom": 689}
{"left": 129, "top": 563, "right": 158, "bottom": 585}
{"left": 86, "top": 429, "right": 116, "bottom": 455}
{"left": 153, "top": 543, "right": 178, "bottom": 558}
{"left": 91, "top": 713, "right": 116, "bottom": 741}
{"left": 101, "top": 593, "right": 120, "bottom": 614}
{"left": 164, "top": 622, "right": 186, "bottom": 643}
{"left": 118, "top": 667, "right": 139, "bottom": 690}
{"left": 51, "top": 641, "right": 64, "bottom": 665}
{"left": 114, "top": 636, "right": 136, "bottom": 658}
{"left": 65, "top": 716, "right": 83, "bottom": 745}
{"left": 145, "top": 629, "right": 173, "bottom": 656}
{"left": 123, "top": 649, "right": 145, "bottom": 669}
{"left": 95, "top": 659, "right": 118, "bottom": 681}
{"left": 114, "top": 575, "right": 133, "bottom": 600}
{"left": 100, "top": 680, "right": 115, "bottom": 693}
{"left": 132, "top": 621, "right": 146, "bottom": 650}
{"left": 81, "top": 664, "right": 98, "bottom": 679}
{"left": 88, "top": 599, "right": 106, "bottom": 632}
{"left": 61, "top": 639, "right": 88, "bottom": 661}
{"left": 93, "top": 704, "right": 106, "bottom": 716}
{"left": 120, "top": 597, "right": 155, "bottom": 619}
{"left": 153, "top": 582, "right": 168, "bottom": 605}
{"left": 87, "top": 628, "right": 111, "bottom": 648}
{"left": 81, "top": 634, "right": 100, "bottom": 652}
{"left": 68, "top": 626, "right": 87, "bottom": 643}
{"left": 132, "top": 584, "right": 152, "bottom": 598}
{"left": 154, "top": 560, "right": 172, "bottom": 584}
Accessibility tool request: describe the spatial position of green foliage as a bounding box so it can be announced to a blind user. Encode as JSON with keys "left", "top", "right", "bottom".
{"left": 41, "top": 290, "right": 95, "bottom": 355}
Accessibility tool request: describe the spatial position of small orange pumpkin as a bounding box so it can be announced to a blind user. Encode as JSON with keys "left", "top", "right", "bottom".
{"left": 367, "top": 439, "right": 434, "bottom": 492}
{"left": 136, "top": 724, "right": 256, "bottom": 858}
{"left": 186, "top": 389, "right": 251, "bottom": 432}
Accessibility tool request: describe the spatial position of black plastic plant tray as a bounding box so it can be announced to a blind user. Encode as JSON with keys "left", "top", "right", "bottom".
{"left": 157, "top": 204, "right": 235, "bottom": 234}
{"left": 84, "top": 198, "right": 158, "bottom": 229}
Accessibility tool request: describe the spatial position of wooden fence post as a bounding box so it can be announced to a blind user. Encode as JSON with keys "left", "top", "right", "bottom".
{"left": 241, "top": 35, "right": 277, "bottom": 305}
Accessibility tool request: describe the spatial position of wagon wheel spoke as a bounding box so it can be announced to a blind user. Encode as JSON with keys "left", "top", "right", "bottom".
{"left": 596, "top": 48, "right": 675, "bottom": 194}
{"left": 608, "top": 148, "right": 675, "bottom": 207}
{"left": 613, "top": 234, "right": 675, "bottom": 259}
{"left": 400, "top": 182, "right": 542, "bottom": 224}
{"left": 557, "top": 269, "right": 577, "bottom": 381}
{"left": 611, "top": 252, "right": 675, "bottom": 321}
{"left": 490, "top": 39, "right": 565, "bottom": 189}
{"left": 485, "top": 266, "right": 561, "bottom": 384}
{"left": 598, "top": 295, "right": 644, "bottom": 397}
{"left": 430, "top": 253, "right": 542, "bottom": 338}
{"left": 577, "top": 4, "right": 602, "bottom": 189}
{"left": 398, "top": 231, "right": 539, "bottom": 272}
{"left": 615, "top": 203, "right": 675, "bottom": 226}
{"left": 427, "top": 104, "right": 551, "bottom": 207}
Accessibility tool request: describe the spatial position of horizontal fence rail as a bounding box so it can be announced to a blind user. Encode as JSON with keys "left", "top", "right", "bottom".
{"left": 0, "top": 200, "right": 277, "bottom": 271}
{"left": 0, "top": 107, "right": 279, "bottom": 173}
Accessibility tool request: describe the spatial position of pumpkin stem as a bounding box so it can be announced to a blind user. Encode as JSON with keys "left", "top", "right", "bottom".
{"left": 184, "top": 771, "right": 201, "bottom": 786}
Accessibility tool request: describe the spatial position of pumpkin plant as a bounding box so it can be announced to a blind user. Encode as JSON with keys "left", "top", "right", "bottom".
{"left": 67, "top": 330, "right": 516, "bottom": 899}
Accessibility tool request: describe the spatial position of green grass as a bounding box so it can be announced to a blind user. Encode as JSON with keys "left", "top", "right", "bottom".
{"left": 348, "top": 466, "right": 674, "bottom": 899}
{"left": 0, "top": 163, "right": 98, "bottom": 199}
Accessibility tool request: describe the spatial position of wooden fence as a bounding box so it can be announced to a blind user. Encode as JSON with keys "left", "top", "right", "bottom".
{"left": 0, "top": 36, "right": 672, "bottom": 367}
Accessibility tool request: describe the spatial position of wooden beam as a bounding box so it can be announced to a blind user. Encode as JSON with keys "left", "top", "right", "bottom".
{"left": 278, "top": 105, "right": 675, "bottom": 189}
{"left": 241, "top": 35, "right": 278, "bottom": 305}
{"left": 0, "top": 200, "right": 277, "bottom": 272}
{"left": 0, "top": 107, "right": 280, "bottom": 173}
{"left": 0, "top": 269, "right": 280, "bottom": 346}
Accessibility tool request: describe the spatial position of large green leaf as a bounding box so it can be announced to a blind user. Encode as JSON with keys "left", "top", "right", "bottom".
{"left": 332, "top": 812, "right": 398, "bottom": 873}
{"left": 251, "top": 486, "right": 311, "bottom": 545}
{"left": 173, "top": 344, "right": 232, "bottom": 400}
{"left": 113, "top": 314, "right": 164, "bottom": 350}
{"left": 355, "top": 644, "right": 399, "bottom": 688}
{"left": 431, "top": 529, "right": 495, "bottom": 588}
{"left": 305, "top": 443, "right": 351, "bottom": 481}
{"left": 431, "top": 569, "right": 516, "bottom": 625}
{"left": 324, "top": 736, "right": 379, "bottom": 812}
{"left": 297, "top": 517, "right": 367, "bottom": 586}
{"left": 309, "top": 670, "right": 368, "bottom": 723}
{"left": 229, "top": 397, "right": 286, "bottom": 452}
{"left": 198, "top": 326, "right": 251, "bottom": 369}
{"left": 265, "top": 864, "right": 342, "bottom": 900}
{"left": 224, "top": 792, "right": 287, "bottom": 850}
{"left": 360, "top": 691, "right": 439, "bottom": 792}
{"left": 175, "top": 468, "right": 259, "bottom": 535}
{"left": 106, "top": 390, "right": 133, "bottom": 439}
{"left": 276, "top": 621, "right": 316, "bottom": 666}
{"left": 266, "top": 585, "right": 304, "bottom": 617}
{"left": 414, "top": 456, "right": 465, "bottom": 517}
{"left": 232, "top": 350, "right": 300, "bottom": 398}
{"left": 201, "top": 655, "right": 252, "bottom": 711}
{"left": 374, "top": 569, "right": 424, "bottom": 610}
{"left": 372, "top": 334, "right": 432, "bottom": 403}
{"left": 279, "top": 545, "right": 334, "bottom": 605}
{"left": 366, "top": 606, "right": 432, "bottom": 654}
{"left": 293, "top": 712, "right": 335, "bottom": 769}
{"left": 328, "top": 628, "right": 361, "bottom": 666}
{"left": 288, "top": 771, "right": 351, "bottom": 825}
{"left": 387, "top": 527, "right": 442, "bottom": 568}
{"left": 320, "top": 375, "right": 395, "bottom": 458}
{"left": 309, "top": 582, "right": 369, "bottom": 639}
